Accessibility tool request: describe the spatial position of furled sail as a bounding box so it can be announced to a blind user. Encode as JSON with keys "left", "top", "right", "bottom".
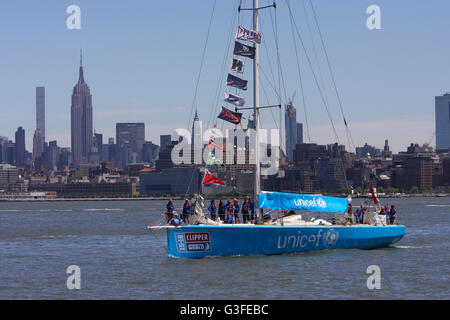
{"left": 258, "top": 192, "right": 350, "bottom": 213}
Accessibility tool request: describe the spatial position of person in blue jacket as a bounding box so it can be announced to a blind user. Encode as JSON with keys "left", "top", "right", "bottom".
{"left": 388, "top": 205, "right": 397, "bottom": 225}
{"left": 208, "top": 200, "right": 217, "bottom": 221}
{"left": 182, "top": 199, "right": 191, "bottom": 224}
{"left": 233, "top": 198, "right": 241, "bottom": 224}
{"left": 166, "top": 199, "right": 175, "bottom": 222}
{"left": 225, "top": 200, "right": 234, "bottom": 224}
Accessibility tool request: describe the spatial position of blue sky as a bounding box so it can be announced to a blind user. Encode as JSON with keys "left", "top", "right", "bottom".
{"left": 0, "top": 0, "right": 449, "bottom": 153}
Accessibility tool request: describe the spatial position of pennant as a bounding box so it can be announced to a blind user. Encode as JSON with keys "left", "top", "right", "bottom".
{"left": 208, "top": 137, "right": 224, "bottom": 151}
{"left": 226, "top": 74, "right": 248, "bottom": 90}
{"left": 230, "top": 58, "right": 244, "bottom": 73}
{"left": 233, "top": 41, "right": 255, "bottom": 59}
{"left": 235, "top": 25, "right": 262, "bottom": 44}
{"left": 202, "top": 169, "right": 224, "bottom": 185}
{"left": 217, "top": 106, "right": 243, "bottom": 125}
{"left": 366, "top": 180, "right": 379, "bottom": 205}
{"left": 224, "top": 91, "right": 245, "bottom": 106}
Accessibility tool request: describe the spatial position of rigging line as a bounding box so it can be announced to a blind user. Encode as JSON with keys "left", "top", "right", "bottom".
{"left": 186, "top": 0, "right": 217, "bottom": 132}
{"left": 301, "top": 0, "right": 330, "bottom": 108}
{"left": 183, "top": 0, "right": 217, "bottom": 199}
{"left": 285, "top": 0, "right": 349, "bottom": 190}
{"left": 285, "top": 0, "right": 340, "bottom": 145}
{"left": 207, "top": 0, "right": 239, "bottom": 128}
{"left": 260, "top": 77, "right": 279, "bottom": 129}
{"left": 259, "top": 16, "right": 278, "bottom": 101}
{"left": 308, "top": 0, "right": 356, "bottom": 151}
{"left": 259, "top": 65, "right": 285, "bottom": 105}
{"left": 288, "top": 3, "right": 311, "bottom": 143}
{"left": 267, "top": 1, "right": 288, "bottom": 105}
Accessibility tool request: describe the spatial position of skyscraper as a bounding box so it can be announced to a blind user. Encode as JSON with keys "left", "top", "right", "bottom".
{"left": 36, "top": 87, "right": 45, "bottom": 140}
{"left": 192, "top": 109, "right": 203, "bottom": 164}
{"left": 116, "top": 123, "right": 145, "bottom": 168}
{"left": 32, "top": 129, "right": 44, "bottom": 164}
{"left": 71, "top": 51, "right": 93, "bottom": 166}
{"left": 15, "top": 127, "right": 26, "bottom": 167}
{"left": 285, "top": 102, "right": 297, "bottom": 162}
{"left": 435, "top": 93, "right": 450, "bottom": 152}
{"left": 32, "top": 87, "right": 45, "bottom": 165}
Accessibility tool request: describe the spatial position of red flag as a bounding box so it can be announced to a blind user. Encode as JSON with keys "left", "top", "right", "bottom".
{"left": 367, "top": 180, "right": 379, "bottom": 205}
{"left": 208, "top": 137, "right": 224, "bottom": 151}
{"left": 202, "top": 169, "right": 224, "bottom": 185}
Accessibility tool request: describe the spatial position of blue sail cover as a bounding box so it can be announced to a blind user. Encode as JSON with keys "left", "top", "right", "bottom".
{"left": 258, "top": 192, "right": 349, "bottom": 213}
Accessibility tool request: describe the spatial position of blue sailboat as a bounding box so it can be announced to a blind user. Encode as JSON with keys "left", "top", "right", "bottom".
{"left": 149, "top": 0, "right": 405, "bottom": 258}
{"left": 164, "top": 193, "right": 405, "bottom": 258}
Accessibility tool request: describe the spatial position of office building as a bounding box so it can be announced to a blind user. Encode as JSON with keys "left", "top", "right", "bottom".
{"left": 116, "top": 123, "right": 145, "bottom": 168}
{"left": 15, "top": 127, "right": 26, "bottom": 167}
{"left": 435, "top": 93, "right": 450, "bottom": 152}
{"left": 285, "top": 102, "right": 297, "bottom": 162}
{"left": 36, "top": 87, "right": 45, "bottom": 140}
{"left": 71, "top": 51, "right": 93, "bottom": 166}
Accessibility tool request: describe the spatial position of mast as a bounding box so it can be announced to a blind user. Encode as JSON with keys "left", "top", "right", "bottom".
{"left": 253, "top": 0, "right": 261, "bottom": 219}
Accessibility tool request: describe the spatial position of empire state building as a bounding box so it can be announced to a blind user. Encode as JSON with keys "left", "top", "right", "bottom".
{"left": 71, "top": 51, "right": 93, "bottom": 165}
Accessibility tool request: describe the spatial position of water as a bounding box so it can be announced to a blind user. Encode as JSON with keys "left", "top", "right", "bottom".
{"left": 0, "top": 197, "right": 448, "bottom": 300}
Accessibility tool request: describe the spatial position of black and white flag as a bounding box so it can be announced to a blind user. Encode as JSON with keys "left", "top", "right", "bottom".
{"left": 230, "top": 58, "right": 244, "bottom": 73}
{"left": 233, "top": 41, "right": 255, "bottom": 59}
{"left": 224, "top": 91, "right": 245, "bottom": 106}
{"left": 235, "top": 25, "right": 262, "bottom": 44}
{"left": 226, "top": 74, "right": 248, "bottom": 90}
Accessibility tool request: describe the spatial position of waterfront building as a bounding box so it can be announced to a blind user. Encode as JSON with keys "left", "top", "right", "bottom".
{"left": 71, "top": 51, "right": 93, "bottom": 166}
{"left": 140, "top": 166, "right": 201, "bottom": 195}
{"left": 435, "top": 93, "right": 450, "bottom": 153}
{"left": 0, "top": 163, "right": 25, "bottom": 192}
{"left": 403, "top": 156, "right": 433, "bottom": 191}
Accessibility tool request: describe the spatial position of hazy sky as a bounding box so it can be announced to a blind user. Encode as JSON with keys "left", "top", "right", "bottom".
{"left": 0, "top": 0, "right": 449, "bottom": 153}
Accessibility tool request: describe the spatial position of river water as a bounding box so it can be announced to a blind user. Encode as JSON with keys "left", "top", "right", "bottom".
{"left": 0, "top": 197, "right": 448, "bottom": 299}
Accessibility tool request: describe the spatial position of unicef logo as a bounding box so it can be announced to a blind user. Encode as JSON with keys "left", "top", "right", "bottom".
{"left": 323, "top": 229, "right": 339, "bottom": 247}
{"left": 316, "top": 198, "right": 327, "bottom": 209}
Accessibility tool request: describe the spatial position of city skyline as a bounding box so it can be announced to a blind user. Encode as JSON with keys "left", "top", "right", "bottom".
{"left": 0, "top": 1, "right": 449, "bottom": 153}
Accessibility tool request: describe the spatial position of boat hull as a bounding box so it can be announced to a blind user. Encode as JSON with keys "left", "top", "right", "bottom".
{"left": 167, "top": 225, "right": 405, "bottom": 258}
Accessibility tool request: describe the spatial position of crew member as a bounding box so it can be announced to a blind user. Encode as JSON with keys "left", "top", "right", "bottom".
{"left": 388, "top": 205, "right": 397, "bottom": 225}
{"left": 218, "top": 200, "right": 226, "bottom": 222}
{"left": 166, "top": 199, "right": 175, "bottom": 222}
{"left": 354, "top": 207, "right": 361, "bottom": 224}
{"left": 182, "top": 199, "right": 191, "bottom": 224}
{"left": 249, "top": 197, "right": 256, "bottom": 223}
{"left": 208, "top": 200, "right": 217, "bottom": 221}
{"left": 241, "top": 197, "right": 250, "bottom": 224}
{"left": 225, "top": 200, "right": 233, "bottom": 224}
{"left": 233, "top": 198, "right": 241, "bottom": 224}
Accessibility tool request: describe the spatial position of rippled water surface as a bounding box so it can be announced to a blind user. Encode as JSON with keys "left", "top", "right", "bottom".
{"left": 0, "top": 197, "right": 448, "bottom": 299}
